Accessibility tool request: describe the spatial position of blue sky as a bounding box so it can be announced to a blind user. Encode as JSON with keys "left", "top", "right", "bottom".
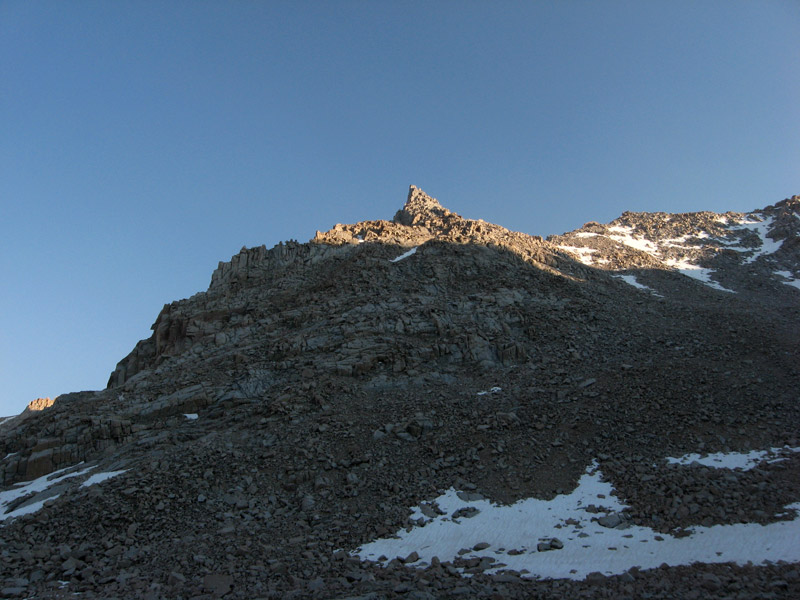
{"left": 1, "top": 1, "right": 798, "bottom": 416}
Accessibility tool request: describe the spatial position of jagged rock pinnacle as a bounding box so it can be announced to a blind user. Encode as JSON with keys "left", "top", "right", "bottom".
{"left": 392, "top": 185, "right": 457, "bottom": 226}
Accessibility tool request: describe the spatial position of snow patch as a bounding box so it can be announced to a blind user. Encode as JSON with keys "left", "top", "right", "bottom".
{"left": 775, "top": 270, "right": 800, "bottom": 290}
{"left": 558, "top": 246, "right": 597, "bottom": 266}
{"left": 390, "top": 247, "right": 418, "bottom": 263}
{"left": 1, "top": 464, "right": 94, "bottom": 522}
{"left": 2, "top": 464, "right": 129, "bottom": 521}
{"left": 613, "top": 275, "right": 661, "bottom": 296}
{"left": 476, "top": 387, "right": 502, "bottom": 396}
{"left": 664, "top": 259, "right": 736, "bottom": 293}
{"left": 81, "top": 470, "right": 128, "bottom": 488}
{"left": 666, "top": 447, "right": 800, "bottom": 470}
{"left": 352, "top": 451, "right": 800, "bottom": 580}
{"left": 728, "top": 216, "right": 783, "bottom": 263}
{"left": 607, "top": 226, "right": 660, "bottom": 254}
{"left": 6, "top": 496, "right": 62, "bottom": 519}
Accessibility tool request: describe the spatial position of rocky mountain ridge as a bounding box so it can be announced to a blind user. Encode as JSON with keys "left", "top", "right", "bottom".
{"left": 1, "top": 186, "right": 799, "bottom": 599}
{"left": 550, "top": 194, "right": 800, "bottom": 296}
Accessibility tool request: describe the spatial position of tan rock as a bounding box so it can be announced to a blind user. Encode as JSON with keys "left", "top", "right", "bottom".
{"left": 26, "top": 397, "right": 55, "bottom": 412}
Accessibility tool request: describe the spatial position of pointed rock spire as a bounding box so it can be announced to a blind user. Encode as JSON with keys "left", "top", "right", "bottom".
{"left": 392, "top": 185, "right": 458, "bottom": 226}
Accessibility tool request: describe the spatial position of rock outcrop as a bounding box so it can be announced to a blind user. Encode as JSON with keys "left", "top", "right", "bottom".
{"left": 25, "top": 397, "right": 55, "bottom": 412}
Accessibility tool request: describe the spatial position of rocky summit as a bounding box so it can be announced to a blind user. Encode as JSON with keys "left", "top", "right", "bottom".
{"left": 1, "top": 186, "right": 799, "bottom": 599}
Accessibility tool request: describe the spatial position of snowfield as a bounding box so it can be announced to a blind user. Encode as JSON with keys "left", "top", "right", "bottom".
{"left": 352, "top": 448, "right": 800, "bottom": 581}
{"left": 0, "top": 464, "right": 126, "bottom": 521}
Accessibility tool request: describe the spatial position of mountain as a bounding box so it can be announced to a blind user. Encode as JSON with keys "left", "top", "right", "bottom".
{"left": 1, "top": 186, "right": 799, "bottom": 599}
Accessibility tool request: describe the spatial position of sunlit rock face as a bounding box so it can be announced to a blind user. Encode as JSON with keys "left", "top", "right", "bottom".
{"left": 1, "top": 187, "right": 799, "bottom": 599}
{"left": 25, "top": 397, "right": 54, "bottom": 412}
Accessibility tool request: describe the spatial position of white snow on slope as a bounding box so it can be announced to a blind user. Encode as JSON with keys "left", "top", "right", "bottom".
{"left": 390, "top": 247, "right": 418, "bottom": 263}
{"left": 570, "top": 210, "right": 787, "bottom": 292}
{"left": 600, "top": 226, "right": 736, "bottom": 292}
{"left": 665, "top": 232, "right": 710, "bottom": 245}
{"left": 613, "top": 275, "right": 661, "bottom": 296}
{"left": 731, "top": 216, "right": 782, "bottom": 263}
{"left": 663, "top": 258, "right": 735, "bottom": 293}
{"left": 776, "top": 270, "right": 800, "bottom": 290}
{"left": 476, "top": 387, "right": 502, "bottom": 396}
{"left": 607, "top": 226, "right": 659, "bottom": 253}
{"left": 1, "top": 464, "right": 127, "bottom": 522}
{"left": 352, "top": 450, "right": 800, "bottom": 580}
{"left": 587, "top": 212, "right": 789, "bottom": 291}
{"left": 0, "top": 464, "right": 93, "bottom": 521}
{"left": 558, "top": 246, "right": 597, "bottom": 266}
{"left": 81, "top": 470, "right": 127, "bottom": 488}
{"left": 666, "top": 447, "right": 800, "bottom": 470}
{"left": 4, "top": 496, "right": 61, "bottom": 521}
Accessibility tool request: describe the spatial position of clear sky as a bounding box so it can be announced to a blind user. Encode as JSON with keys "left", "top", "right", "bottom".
{"left": 1, "top": 1, "right": 798, "bottom": 416}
